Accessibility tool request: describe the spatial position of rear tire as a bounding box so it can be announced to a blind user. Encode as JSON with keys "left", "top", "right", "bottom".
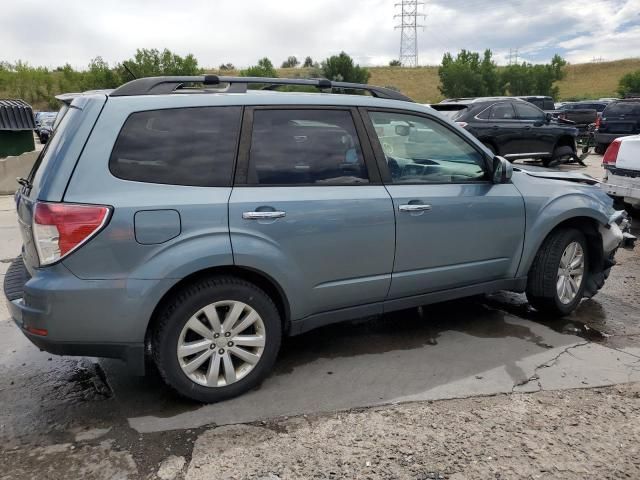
{"left": 595, "top": 143, "right": 607, "bottom": 155}
{"left": 526, "top": 228, "right": 589, "bottom": 316}
{"left": 152, "top": 276, "right": 282, "bottom": 403}
{"left": 553, "top": 145, "right": 577, "bottom": 163}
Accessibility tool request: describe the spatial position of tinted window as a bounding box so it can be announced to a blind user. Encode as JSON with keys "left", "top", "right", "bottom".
{"left": 249, "top": 109, "right": 368, "bottom": 185}
{"left": 542, "top": 99, "right": 555, "bottom": 110}
{"left": 368, "top": 111, "right": 486, "bottom": 184}
{"left": 489, "top": 103, "right": 516, "bottom": 119}
{"left": 527, "top": 98, "right": 543, "bottom": 109}
{"left": 28, "top": 105, "right": 79, "bottom": 185}
{"left": 110, "top": 107, "right": 241, "bottom": 187}
{"left": 514, "top": 102, "right": 545, "bottom": 120}
{"left": 604, "top": 102, "right": 640, "bottom": 117}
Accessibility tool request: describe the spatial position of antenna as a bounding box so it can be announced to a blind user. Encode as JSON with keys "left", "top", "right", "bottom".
{"left": 123, "top": 62, "right": 137, "bottom": 80}
{"left": 395, "top": 1, "right": 425, "bottom": 67}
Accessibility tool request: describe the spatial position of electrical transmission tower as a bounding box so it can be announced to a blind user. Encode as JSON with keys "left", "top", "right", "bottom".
{"left": 395, "top": 1, "right": 425, "bottom": 67}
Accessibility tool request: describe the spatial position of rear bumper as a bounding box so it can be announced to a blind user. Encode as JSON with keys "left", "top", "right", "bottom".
{"left": 2, "top": 257, "right": 172, "bottom": 375}
{"left": 595, "top": 132, "right": 635, "bottom": 144}
{"left": 601, "top": 171, "right": 640, "bottom": 204}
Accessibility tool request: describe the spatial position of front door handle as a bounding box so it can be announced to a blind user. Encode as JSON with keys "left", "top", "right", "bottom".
{"left": 243, "top": 211, "right": 286, "bottom": 220}
{"left": 399, "top": 204, "right": 432, "bottom": 212}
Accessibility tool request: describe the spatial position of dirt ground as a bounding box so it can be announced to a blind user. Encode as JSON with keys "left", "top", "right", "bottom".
{"left": 185, "top": 384, "right": 640, "bottom": 480}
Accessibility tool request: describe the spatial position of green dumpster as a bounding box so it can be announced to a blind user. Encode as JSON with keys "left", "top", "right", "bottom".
{"left": 0, "top": 99, "right": 36, "bottom": 158}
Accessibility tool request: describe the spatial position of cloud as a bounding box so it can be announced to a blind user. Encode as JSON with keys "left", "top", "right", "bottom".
{"left": 0, "top": 0, "right": 638, "bottom": 68}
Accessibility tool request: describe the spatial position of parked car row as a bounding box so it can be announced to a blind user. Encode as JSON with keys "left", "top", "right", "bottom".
{"left": 594, "top": 98, "right": 640, "bottom": 153}
{"left": 4, "top": 75, "right": 632, "bottom": 402}
{"left": 601, "top": 134, "right": 640, "bottom": 212}
{"left": 34, "top": 111, "right": 58, "bottom": 144}
{"left": 433, "top": 97, "right": 579, "bottom": 166}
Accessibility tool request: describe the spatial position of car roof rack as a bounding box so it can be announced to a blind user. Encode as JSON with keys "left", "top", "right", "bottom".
{"left": 109, "top": 75, "right": 414, "bottom": 102}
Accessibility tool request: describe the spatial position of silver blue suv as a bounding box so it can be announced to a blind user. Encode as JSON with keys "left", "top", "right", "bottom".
{"left": 3, "top": 76, "right": 631, "bottom": 402}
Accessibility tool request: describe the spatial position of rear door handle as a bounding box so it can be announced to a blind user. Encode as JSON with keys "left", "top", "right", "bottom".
{"left": 243, "top": 211, "right": 286, "bottom": 220}
{"left": 399, "top": 204, "right": 432, "bottom": 212}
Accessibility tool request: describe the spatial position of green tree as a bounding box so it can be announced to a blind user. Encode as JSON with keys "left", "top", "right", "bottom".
{"left": 438, "top": 50, "right": 489, "bottom": 98}
{"left": 83, "top": 57, "right": 119, "bottom": 90}
{"left": 117, "top": 48, "right": 201, "bottom": 79}
{"left": 480, "top": 50, "right": 503, "bottom": 96}
{"left": 219, "top": 63, "right": 235, "bottom": 71}
{"left": 502, "top": 54, "right": 566, "bottom": 99}
{"left": 322, "top": 52, "right": 370, "bottom": 84}
{"left": 240, "top": 58, "right": 277, "bottom": 78}
{"left": 281, "top": 56, "right": 300, "bottom": 68}
{"left": 303, "top": 56, "right": 314, "bottom": 68}
{"left": 389, "top": 60, "right": 402, "bottom": 67}
{"left": 618, "top": 70, "right": 640, "bottom": 97}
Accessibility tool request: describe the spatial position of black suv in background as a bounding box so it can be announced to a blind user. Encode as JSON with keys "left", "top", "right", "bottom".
{"left": 516, "top": 96, "right": 555, "bottom": 111}
{"left": 556, "top": 101, "right": 608, "bottom": 134}
{"left": 595, "top": 99, "right": 640, "bottom": 152}
{"left": 433, "top": 97, "right": 579, "bottom": 166}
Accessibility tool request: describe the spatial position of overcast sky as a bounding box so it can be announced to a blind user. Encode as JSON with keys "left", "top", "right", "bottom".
{"left": 1, "top": 0, "right": 639, "bottom": 69}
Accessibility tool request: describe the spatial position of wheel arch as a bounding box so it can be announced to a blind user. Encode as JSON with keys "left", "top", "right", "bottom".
{"left": 144, "top": 265, "right": 292, "bottom": 350}
{"left": 554, "top": 135, "right": 577, "bottom": 152}
{"left": 519, "top": 215, "right": 605, "bottom": 279}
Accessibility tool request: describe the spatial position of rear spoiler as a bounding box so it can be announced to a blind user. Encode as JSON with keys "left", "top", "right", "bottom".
{"left": 430, "top": 104, "right": 469, "bottom": 112}
{"left": 55, "top": 90, "right": 114, "bottom": 105}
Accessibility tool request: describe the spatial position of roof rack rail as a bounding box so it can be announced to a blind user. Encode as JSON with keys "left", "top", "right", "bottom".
{"left": 109, "top": 75, "right": 414, "bottom": 102}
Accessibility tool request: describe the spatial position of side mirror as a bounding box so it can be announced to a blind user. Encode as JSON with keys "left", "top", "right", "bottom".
{"left": 545, "top": 112, "right": 553, "bottom": 122}
{"left": 395, "top": 125, "right": 411, "bottom": 137}
{"left": 492, "top": 156, "right": 513, "bottom": 184}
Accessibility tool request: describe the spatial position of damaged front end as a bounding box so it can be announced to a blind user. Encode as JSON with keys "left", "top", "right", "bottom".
{"left": 601, "top": 210, "right": 635, "bottom": 251}
{"left": 585, "top": 210, "right": 635, "bottom": 298}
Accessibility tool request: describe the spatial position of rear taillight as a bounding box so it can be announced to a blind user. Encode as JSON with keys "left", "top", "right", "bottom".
{"left": 33, "top": 202, "right": 111, "bottom": 266}
{"left": 602, "top": 139, "right": 621, "bottom": 166}
{"left": 595, "top": 116, "right": 601, "bottom": 129}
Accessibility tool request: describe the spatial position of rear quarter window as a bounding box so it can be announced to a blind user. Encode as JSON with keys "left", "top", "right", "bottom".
{"left": 603, "top": 102, "right": 640, "bottom": 118}
{"left": 109, "top": 106, "right": 242, "bottom": 187}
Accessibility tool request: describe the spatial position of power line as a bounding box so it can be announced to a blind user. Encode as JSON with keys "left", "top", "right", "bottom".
{"left": 394, "top": 1, "right": 426, "bottom": 67}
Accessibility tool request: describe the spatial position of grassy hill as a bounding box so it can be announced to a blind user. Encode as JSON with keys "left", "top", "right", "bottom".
{"left": 277, "top": 58, "right": 640, "bottom": 103}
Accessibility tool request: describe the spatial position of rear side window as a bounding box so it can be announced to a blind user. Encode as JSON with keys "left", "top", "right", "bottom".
{"left": 604, "top": 102, "right": 640, "bottom": 117}
{"left": 110, "top": 107, "right": 242, "bottom": 187}
{"left": 514, "top": 102, "right": 545, "bottom": 121}
{"left": 248, "top": 109, "right": 368, "bottom": 185}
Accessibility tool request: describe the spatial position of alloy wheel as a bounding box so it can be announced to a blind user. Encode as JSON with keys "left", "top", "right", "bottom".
{"left": 556, "top": 241, "right": 585, "bottom": 305}
{"left": 177, "top": 300, "right": 266, "bottom": 387}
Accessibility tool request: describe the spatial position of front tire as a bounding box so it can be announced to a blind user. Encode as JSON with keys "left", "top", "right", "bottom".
{"left": 526, "top": 228, "right": 589, "bottom": 316}
{"left": 153, "top": 276, "right": 282, "bottom": 403}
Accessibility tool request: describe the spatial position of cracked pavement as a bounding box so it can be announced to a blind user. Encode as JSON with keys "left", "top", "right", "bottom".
{"left": 1, "top": 155, "right": 640, "bottom": 478}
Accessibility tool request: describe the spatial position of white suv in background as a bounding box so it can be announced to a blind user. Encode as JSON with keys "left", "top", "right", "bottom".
{"left": 602, "top": 135, "right": 640, "bottom": 210}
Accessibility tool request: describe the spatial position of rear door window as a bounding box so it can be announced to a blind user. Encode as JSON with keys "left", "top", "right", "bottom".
{"left": 109, "top": 106, "right": 242, "bottom": 187}
{"left": 248, "top": 109, "right": 369, "bottom": 185}
{"left": 489, "top": 103, "right": 516, "bottom": 120}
